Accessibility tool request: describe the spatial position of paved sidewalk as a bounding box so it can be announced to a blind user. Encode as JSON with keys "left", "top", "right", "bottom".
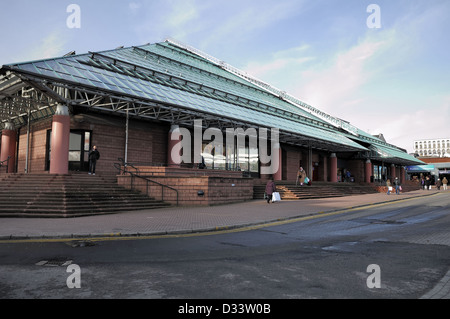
{"left": 0, "top": 189, "right": 443, "bottom": 240}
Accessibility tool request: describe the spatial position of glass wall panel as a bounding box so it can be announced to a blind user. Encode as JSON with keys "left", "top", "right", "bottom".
{"left": 200, "top": 131, "right": 260, "bottom": 173}
{"left": 249, "top": 146, "right": 259, "bottom": 173}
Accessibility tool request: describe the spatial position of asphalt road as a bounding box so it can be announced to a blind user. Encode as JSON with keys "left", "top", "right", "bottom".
{"left": 0, "top": 193, "right": 449, "bottom": 301}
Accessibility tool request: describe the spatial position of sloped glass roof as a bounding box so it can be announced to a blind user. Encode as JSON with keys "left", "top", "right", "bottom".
{"left": 5, "top": 49, "right": 364, "bottom": 150}
{"left": 370, "top": 144, "right": 424, "bottom": 165}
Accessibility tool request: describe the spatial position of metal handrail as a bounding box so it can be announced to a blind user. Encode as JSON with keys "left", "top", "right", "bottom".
{"left": 0, "top": 156, "right": 10, "bottom": 173}
{"left": 114, "top": 159, "right": 179, "bottom": 206}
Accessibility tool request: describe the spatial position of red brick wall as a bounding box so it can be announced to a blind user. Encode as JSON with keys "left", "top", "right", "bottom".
{"left": 17, "top": 118, "right": 52, "bottom": 173}
{"left": 346, "top": 160, "right": 365, "bottom": 183}
{"left": 117, "top": 175, "right": 254, "bottom": 206}
{"left": 284, "top": 145, "right": 302, "bottom": 181}
{"left": 14, "top": 114, "right": 170, "bottom": 174}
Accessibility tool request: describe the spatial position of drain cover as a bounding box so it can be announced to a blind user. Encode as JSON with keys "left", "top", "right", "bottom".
{"left": 36, "top": 259, "right": 73, "bottom": 267}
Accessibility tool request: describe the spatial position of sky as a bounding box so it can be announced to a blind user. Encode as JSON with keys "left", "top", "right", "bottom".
{"left": 1, "top": 0, "right": 449, "bottom": 153}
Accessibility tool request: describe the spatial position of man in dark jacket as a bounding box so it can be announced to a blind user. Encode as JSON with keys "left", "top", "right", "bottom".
{"left": 265, "top": 178, "right": 277, "bottom": 204}
{"left": 88, "top": 146, "right": 100, "bottom": 175}
{"left": 393, "top": 177, "right": 401, "bottom": 195}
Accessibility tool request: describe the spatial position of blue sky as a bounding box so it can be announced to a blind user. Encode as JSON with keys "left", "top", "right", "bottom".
{"left": 1, "top": 0, "right": 449, "bottom": 153}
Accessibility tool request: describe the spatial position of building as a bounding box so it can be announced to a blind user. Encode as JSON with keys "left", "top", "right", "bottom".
{"left": 414, "top": 138, "right": 450, "bottom": 158}
{"left": 0, "top": 39, "right": 424, "bottom": 205}
{"left": 406, "top": 157, "right": 450, "bottom": 184}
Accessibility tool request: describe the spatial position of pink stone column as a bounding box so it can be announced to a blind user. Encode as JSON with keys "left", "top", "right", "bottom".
{"left": 320, "top": 155, "right": 328, "bottom": 182}
{"left": 49, "top": 105, "right": 70, "bottom": 175}
{"left": 365, "top": 159, "right": 372, "bottom": 183}
{"left": 167, "top": 125, "right": 181, "bottom": 167}
{"left": 391, "top": 164, "right": 396, "bottom": 179}
{"left": 330, "top": 153, "right": 338, "bottom": 182}
{"left": 0, "top": 122, "right": 16, "bottom": 173}
{"left": 400, "top": 167, "right": 406, "bottom": 184}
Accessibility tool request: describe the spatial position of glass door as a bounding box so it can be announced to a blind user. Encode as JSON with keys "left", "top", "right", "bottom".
{"left": 68, "top": 130, "right": 91, "bottom": 171}
{"left": 46, "top": 130, "right": 91, "bottom": 172}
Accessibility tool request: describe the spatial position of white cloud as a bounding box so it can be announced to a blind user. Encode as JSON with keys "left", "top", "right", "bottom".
{"left": 243, "top": 45, "right": 314, "bottom": 81}
{"left": 20, "top": 32, "right": 67, "bottom": 62}
{"left": 294, "top": 32, "right": 395, "bottom": 116}
{"left": 199, "top": 0, "right": 305, "bottom": 50}
{"left": 129, "top": 2, "right": 141, "bottom": 12}
{"left": 166, "top": 0, "right": 199, "bottom": 28}
{"left": 130, "top": 0, "right": 206, "bottom": 43}
{"left": 372, "top": 95, "right": 450, "bottom": 153}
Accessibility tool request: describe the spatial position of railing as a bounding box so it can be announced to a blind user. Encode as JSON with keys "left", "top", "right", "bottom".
{"left": 114, "top": 159, "right": 179, "bottom": 206}
{"left": 0, "top": 156, "right": 10, "bottom": 173}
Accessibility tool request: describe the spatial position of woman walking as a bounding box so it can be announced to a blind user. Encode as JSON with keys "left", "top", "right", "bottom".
{"left": 296, "top": 166, "right": 306, "bottom": 186}
{"left": 265, "top": 178, "right": 277, "bottom": 204}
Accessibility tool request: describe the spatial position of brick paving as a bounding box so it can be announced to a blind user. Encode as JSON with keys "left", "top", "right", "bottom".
{"left": 0, "top": 189, "right": 443, "bottom": 240}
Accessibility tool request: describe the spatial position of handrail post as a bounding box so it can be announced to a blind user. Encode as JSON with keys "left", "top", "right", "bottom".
{"left": 0, "top": 156, "right": 10, "bottom": 173}
{"left": 113, "top": 160, "right": 179, "bottom": 206}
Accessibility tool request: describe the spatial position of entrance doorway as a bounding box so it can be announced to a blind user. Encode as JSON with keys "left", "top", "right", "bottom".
{"left": 46, "top": 130, "right": 92, "bottom": 172}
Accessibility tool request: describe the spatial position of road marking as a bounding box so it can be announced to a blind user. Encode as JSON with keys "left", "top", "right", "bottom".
{"left": 0, "top": 193, "right": 442, "bottom": 244}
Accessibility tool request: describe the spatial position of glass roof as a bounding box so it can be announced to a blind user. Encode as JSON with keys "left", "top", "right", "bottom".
{"left": 7, "top": 50, "right": 366, "bottom": 150}
{"left": 371, "top": 144, "right": 424, "bottom": 165}
{"left": 14, "top": 41, "right": 439, "bottom": 160}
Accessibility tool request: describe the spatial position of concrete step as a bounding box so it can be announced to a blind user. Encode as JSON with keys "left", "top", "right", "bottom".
{"left": 253, "top": 182, "right": 380, "bottom": 200}
{"left": 0, "top": 173, "right": 172, "bottom": 217}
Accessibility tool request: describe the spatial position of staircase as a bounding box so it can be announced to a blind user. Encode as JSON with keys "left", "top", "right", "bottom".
{"left": 0, "top": 173, "right": 171, "bottom": 218}
{"left": 254, "top": 182, "right": 381, "bottom": 200}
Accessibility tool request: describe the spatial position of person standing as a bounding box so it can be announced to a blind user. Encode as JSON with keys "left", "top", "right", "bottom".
{"left": 386, "top": 179, "right": 392, "bottom": 195}
{"left": 442, "top": 177, "right": 448, "bottom": 190}
{"left": 88, "top": 145, "right": 100, "bottom": 175}
{"left": 265, "top": 178, "right": 277, "bottom": 204}
{"left": 393, "top": 177, "right": 401, "bottom": 195}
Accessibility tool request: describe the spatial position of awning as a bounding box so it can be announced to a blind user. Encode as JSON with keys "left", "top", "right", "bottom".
{"left": 406, "top": 164, "right": 441, "bottom": 177}
{"left": 370, "top": 144, "right": 425, "bottom": 166}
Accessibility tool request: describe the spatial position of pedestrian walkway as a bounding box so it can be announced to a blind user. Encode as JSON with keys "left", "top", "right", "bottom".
{"left": 0, "top": 189, "right": 444, "bottom": 241}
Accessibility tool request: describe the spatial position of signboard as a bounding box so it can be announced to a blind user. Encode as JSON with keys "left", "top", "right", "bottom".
{"left": 406, "top": 165, "right": 435, "bottom": 172}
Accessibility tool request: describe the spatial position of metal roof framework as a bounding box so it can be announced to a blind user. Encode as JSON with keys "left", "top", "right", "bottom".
{"left": 0, "top": 70, "right": 357, "bottom": 153}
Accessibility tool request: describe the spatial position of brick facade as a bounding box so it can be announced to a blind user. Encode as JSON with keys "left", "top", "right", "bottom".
{"left": 117, "top": 167, "right": 253, "bottom": 206}
{"left": 14, "top": 113, "right": 169, "bottom": 175}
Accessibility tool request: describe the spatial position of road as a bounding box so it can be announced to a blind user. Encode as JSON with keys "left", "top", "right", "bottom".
{"left": 0, "top": 193, "right": 449, "bottom": 300}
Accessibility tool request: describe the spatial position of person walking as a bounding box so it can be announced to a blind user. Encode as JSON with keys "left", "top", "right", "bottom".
{"left": 88, "top": 145, "right": 100, "bottom": 175}
{"left": 393, "top": 177, "right": 401, "bottom": 195}
{"left": 436, "top": 178, "right": 442, "bottom": 190}
{"left": 265, "top": 178, "right": 277, "bottom": 204}
{"left": 296, "top": 166, "right": 306, "bottom": 186}
{"left": 386, "top": 179, "right": 392, "bottom": 195}
{"left": 425, "top": 176, "right": 431, "bottom": 190}
{"left": 442, "top": 177, "right": 448, "bottom": 190}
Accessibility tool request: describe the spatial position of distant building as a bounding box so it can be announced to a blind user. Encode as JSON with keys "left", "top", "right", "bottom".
{"left": 414, "top": 138, "right": 450, "bottom": 158}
